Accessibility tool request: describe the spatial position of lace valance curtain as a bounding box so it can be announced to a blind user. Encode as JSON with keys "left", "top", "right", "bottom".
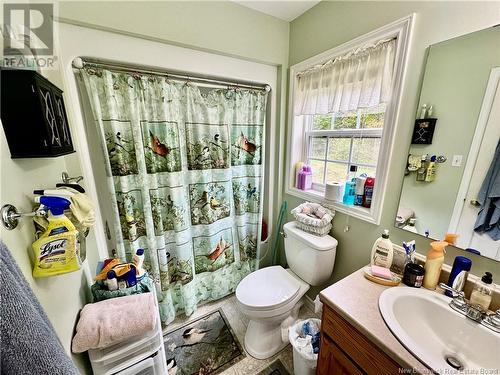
{"left": 294, "top": 39, "right": 396, "bottom": 115}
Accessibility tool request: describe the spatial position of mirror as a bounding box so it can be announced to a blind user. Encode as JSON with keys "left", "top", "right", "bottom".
{"left": 396, "top": 26, "right": 500, "bottom": 261}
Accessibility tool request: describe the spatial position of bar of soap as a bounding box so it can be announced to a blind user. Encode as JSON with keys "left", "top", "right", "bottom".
{"left": 371, "top": 265, "right": 392, "bottom": 280}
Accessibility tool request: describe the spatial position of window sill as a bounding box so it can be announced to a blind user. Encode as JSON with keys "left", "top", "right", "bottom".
{"left": 285, "top": 186, "right": 378, "bottom": 225}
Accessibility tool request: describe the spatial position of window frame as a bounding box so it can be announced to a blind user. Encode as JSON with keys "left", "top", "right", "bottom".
{"left": 285, "top": 14, "right": 415, "bottom": 224}
{"left": 305, "top": 111, "right": 383, "bottom": 186}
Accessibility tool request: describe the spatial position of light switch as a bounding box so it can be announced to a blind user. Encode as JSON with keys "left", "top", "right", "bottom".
{"left": 452, "top": 155, "right": 463, "bottom": 167}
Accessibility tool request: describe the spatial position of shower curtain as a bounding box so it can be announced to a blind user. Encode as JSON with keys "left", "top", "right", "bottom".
{"left": 79, "top": 66, "right": 267, "bottom": 323}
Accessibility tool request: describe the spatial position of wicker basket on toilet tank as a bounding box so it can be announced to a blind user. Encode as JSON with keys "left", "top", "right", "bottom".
{"left": 291, "top": 202, "right": 334, "bottom": 236}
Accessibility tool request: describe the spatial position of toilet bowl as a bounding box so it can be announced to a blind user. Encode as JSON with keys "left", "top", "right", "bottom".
{"left": 236, "top": 221, "right": 338, "bottom": 359}
{"left": 236, "top": 266, "right": 309, "bottom": 359}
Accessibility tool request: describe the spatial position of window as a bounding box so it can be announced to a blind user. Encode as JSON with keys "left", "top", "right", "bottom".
{"left": 285, "top": 15, "right": 414, "bottom": 224}
{"left": 307, "top": 104, "right": 385, "bottom": 187}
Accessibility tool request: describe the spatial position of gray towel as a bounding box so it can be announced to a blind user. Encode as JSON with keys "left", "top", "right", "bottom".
{"left": 474, "top": 140, "right": 500, "bottom": 240}
{"left": 0, "top": 240, "right": 80, "bottom": 375}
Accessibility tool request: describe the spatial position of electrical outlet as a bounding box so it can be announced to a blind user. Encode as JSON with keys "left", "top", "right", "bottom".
{"left": 452, "top": 155, "right": 463, "bottom": 167}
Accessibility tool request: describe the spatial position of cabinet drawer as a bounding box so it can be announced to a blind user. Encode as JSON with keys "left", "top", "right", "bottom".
{"left": 321, "top": 305, "right": 401, "bottom": 375}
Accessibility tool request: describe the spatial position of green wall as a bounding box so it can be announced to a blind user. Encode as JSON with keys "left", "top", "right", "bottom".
{"left": 58, "top": 0, "right": 290, "bottom": 265}
{"left": 288, "top": 1, "right": 500, "bottom": 297}
{"left": 2, "top": 3, "right": 290, "bottom": 372}
{"left": 400, "top": 27, "right": 500, "bottom": 240}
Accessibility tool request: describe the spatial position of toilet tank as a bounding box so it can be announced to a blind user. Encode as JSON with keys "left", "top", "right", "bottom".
{"left": 283, "top": 221, "right": 338, "bottom": 286}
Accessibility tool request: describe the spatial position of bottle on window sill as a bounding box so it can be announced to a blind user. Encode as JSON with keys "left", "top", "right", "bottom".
{"left": 298, "top": 165, "right": 313, "bottom": 190}
{"left": 354, "top": 176, "right": 366, "bottom": 206}
{"left": 343, "top": 165, "right": 357, "bottom": 205}
{"left": 363, "top": 177, "right": 375, "bottom": 208}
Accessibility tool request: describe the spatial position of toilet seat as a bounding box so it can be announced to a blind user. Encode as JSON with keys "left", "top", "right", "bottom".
{"left": 236, "top": 266, "right": 302, "bottom": 311}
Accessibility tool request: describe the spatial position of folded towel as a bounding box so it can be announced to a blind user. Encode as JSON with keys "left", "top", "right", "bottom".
{"left": 396, "top": 207, "right": 415, "bottom": 225}
{"left": 72, "top": 292, "right": 156, "bottom": 353}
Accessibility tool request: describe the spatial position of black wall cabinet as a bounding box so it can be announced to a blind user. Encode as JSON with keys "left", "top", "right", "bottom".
{"left": 1, "top": 68, "right": 75, "bottom": 158}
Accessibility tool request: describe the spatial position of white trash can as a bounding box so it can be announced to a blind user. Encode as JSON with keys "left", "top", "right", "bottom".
{"left": 289, "top": 318, "right": 321, "bottom": 375}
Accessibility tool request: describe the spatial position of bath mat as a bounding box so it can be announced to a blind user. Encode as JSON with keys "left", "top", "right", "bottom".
{"left": 163, "top": 309, "right": 244, "bottom": 375}
{"left": 256, "top": 359, "right": 291, "bottom": 375}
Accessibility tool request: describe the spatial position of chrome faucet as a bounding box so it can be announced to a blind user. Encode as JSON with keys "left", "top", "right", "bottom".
{"left": 438, "top": 283, "right": 500, "bottom": 333}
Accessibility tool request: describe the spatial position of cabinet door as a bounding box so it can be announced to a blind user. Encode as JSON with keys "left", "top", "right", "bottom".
{"left": 317, "top": 334, "right": 364, "bottom": 375}
{"left": 52, "top": 88, "right": 73, "bottom": 150}
{"left": 36, "top": 78, "right": 63, "bottom": 151}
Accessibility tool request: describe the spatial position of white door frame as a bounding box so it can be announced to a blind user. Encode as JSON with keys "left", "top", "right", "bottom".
{"left": 55, "top": 21, "right": 278, "bottom": 259}
{"left": 448, "top": 67, "right": 500, "bottom": 233}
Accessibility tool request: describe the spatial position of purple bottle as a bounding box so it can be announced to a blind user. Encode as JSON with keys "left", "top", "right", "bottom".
{"left": 303, "top": 165, "right": 312, "bottom": 190}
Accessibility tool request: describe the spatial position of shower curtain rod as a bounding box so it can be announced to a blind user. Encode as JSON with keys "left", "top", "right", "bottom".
{"left": 72, "top": 57, "right": 271, "bottom": 92}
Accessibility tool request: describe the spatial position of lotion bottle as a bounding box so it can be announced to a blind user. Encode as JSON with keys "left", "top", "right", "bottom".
{"left": 370, "top": 229, "right": 394, "bottom": 268}
{"left": 423, "top": 241, "right": 447, "bottom": 290}
{"left": 133, "top": 248, "right": 146, "bottom": 280}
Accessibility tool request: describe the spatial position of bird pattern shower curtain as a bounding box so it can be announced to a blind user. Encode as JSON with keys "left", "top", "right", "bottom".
{"left": 79, "top": 67, "right": 267, "bottom": 323}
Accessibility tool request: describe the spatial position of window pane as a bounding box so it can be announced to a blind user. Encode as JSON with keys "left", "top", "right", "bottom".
{"left": 310, "top": 160, "right": 325, "bottom": 184}
{"left": 313, "top": 114, "right": 332, "bottom": 130}
{"left": 360, "top": 104, "right": 386, "bottom": 129}
{"left": 310, "top": 137, "right": 327, "bottom": 159}
{"left": 326, "top": 162, "right": 348, "bottom": 184}
{"left": 357, "top": 166, "right": 377, "bottom": 178}
{"left": 352, "top": 138, "right": 380, "bottom": 165}
{"left": 328, "top": 138, "right": 350, "bottom": 161}
{"left": 333, "top": 110, "right": 357, "bottom": 129}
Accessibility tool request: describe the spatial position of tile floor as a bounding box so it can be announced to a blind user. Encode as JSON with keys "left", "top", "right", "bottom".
{"left": 163, "top": 294, "right": 319, "bottom": 375}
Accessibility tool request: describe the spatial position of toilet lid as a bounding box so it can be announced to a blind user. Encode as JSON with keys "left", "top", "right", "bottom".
{"left": 236, "top": 266, "right": 301, "bottom": 309}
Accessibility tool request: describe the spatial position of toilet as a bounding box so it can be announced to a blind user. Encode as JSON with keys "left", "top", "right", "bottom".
{"left": 235, "top": 221, "right": 338, "bottom": 359}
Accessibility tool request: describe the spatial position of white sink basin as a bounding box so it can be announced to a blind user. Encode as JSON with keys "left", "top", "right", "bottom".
{"left": 379, "top": 287, "right": 500, "bottom": 373}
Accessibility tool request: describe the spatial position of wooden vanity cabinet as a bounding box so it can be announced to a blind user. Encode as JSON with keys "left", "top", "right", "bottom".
{"left": 317, "top": 305, "right": 402, "bottom": 375}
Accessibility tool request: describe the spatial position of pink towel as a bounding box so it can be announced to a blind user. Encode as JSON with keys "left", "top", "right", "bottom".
{"left": 72, "top": 292, "right": 157, "bottom": 353}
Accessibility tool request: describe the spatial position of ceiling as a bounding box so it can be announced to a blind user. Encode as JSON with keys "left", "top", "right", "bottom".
{"left": 233, "top": 1, "right": 321, "bottom": 22}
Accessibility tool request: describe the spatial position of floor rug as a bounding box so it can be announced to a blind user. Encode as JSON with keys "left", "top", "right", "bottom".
{"left": 256, "top": 359, "right": 291, "bottom": 375}
{"left": 164, "top": 308, "right": 245, "bottom": 375}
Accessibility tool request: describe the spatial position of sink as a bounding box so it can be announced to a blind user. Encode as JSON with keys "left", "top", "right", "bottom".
{"left": 379, "top": 287, "right": 500, "bottom": 372}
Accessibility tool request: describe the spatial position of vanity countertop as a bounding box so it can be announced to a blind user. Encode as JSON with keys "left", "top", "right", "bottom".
{"left": 319, "top": 267, "right": 430, "bottom": 373}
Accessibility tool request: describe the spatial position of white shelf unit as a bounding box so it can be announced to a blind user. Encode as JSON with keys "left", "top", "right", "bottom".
{"left": 88, "top": 291, "right": 167, "bottom": 375}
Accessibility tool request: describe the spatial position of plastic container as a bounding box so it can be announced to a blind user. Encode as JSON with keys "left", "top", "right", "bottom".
{"left": 469, "top": 272, "right": 494, "bottom": 311}
{"left": 32, "top": 196, "right": 81, "bottom": 277}
{"left": 295, "top": 161, "right": 305, "bottom": 188}
{"left": 133, "top": 249, "right": 146, "bottom": 280}
{"left": 363, "top": 177, "right": 375, "bottom": 208}
{"left": 403, "top": 263, "right": 425, "bottom": 288}
{"left": 88, "top": 290, "right": 167, "bottom": 375}
{"left": 423, "top": 241, "right": 447, "bottom": 290}
{"left": 106, "top": 271, "right": 118, "bottom": 291}
{"left": 289, "top": 318, "right": 321, "bottom": 375}
{"left": 301, "top": 165, "right": 313, "bottom": 190}
{"left": 117, "top": 348, "right": 166, "bottom": 375}
{"left": 354, "top": 176, "right": 366, "bottom": 206}
{"left": 445, "top": 256, "right": 471, "bottom": 297}
{"left": 370, "top": 230, "right": 393, "bottom": 268}
{"left": 342, "top": 179, "right": 356, "bottom": 205}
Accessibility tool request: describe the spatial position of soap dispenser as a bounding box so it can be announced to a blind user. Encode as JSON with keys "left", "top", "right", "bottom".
{"left": 469, "top": 272, "right": 494, "bottom": 311}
